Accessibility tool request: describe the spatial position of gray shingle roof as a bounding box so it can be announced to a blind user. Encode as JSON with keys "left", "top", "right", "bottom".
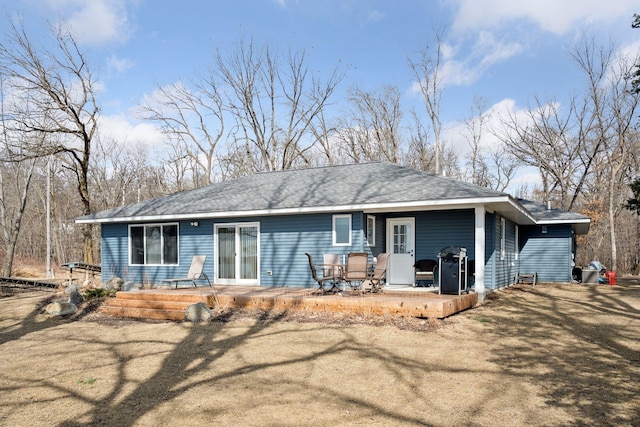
{"left": 77, "top": 162, "right": 589, "bottom": 232}
{"left": 516, "top": 198, "right": 590, "bottom": 222}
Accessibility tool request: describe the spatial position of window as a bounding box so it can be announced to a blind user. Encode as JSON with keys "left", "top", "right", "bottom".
{"left": 333, "top": 214, "right": 351, "bottom": 246}
{"left": 366, "top": 215, "right": 376, "bottom": 247}
{"left": 500, "top": 217, "right": 506, "bottom": 260}
{"left": 129, "top": 223, "right": 178, "bottom": 265}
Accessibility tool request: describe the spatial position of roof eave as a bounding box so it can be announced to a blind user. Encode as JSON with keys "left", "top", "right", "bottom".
{"left": 75, "top": 196, "right": 513, "bottom": 224}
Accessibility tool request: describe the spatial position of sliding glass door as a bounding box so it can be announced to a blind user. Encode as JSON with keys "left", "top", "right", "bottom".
{"left": 215, "top": 222, "right": 259, "bottom": 284}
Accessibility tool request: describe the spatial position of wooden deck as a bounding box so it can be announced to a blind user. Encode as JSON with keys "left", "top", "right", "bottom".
{"left": 100, "top": 285, "right": 479, "bottom": 321}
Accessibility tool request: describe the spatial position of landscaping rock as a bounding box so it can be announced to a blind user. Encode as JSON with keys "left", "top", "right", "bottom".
{"left": 46, "top": 302, "right": 77, "bottom": 316}
{"left": 184, "top": 302, "right": 212, "bottom": 322}
{"left": 68, "top": 291, "right": 84, "bottom": 305}
{"left": 103, "top": 277, "right": 124, "bottom": 291}
{"left": 120, "top": 281, "right": 140, "bottom": 292}
{"left": 64, "top": 284, "right": 79, "bottom": 294}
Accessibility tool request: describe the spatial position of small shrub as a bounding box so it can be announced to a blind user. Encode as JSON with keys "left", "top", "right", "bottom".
{"left": 475, "top": 316, "right": 493, "bottom": 323}
{"left": 77, "top": 377, "right": 97, "bottom": 385}
{"left": 83, "top": 288, "right": 116, "bottom": 300}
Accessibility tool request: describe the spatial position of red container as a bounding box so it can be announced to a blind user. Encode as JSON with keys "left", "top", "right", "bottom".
{"left": 606, "top": 271, "right": 616, "bottom": 286}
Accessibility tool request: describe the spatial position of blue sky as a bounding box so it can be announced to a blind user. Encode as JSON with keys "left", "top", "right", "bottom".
{"left": 3, "top": 0, "right": 640, "bottom": 188}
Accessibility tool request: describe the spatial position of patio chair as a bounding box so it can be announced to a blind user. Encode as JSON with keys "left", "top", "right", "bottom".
{"left": 160, "top": 255, "right": 211, "bottom": 289}
{"left": 305, "top": 253, "right": 337, "bottom": 294}
{"left": 414, "top": 258, "right": 437, "bottom": 287}
{"left": 365, "top": 252, "right": 389, "bottom": 293}
{"left": 345, "top": 252, "right": 369, "bottom": 293}
{"left": 323, "top": 253, "right": 342, "bottom": 281}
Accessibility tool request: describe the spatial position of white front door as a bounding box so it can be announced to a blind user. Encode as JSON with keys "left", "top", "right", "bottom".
{"left": 386, "top": 218, "right": 415, "bottom": 285}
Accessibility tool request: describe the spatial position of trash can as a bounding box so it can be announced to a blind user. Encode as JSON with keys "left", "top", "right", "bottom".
{"left": 438, "top": 246, "right": 467, "bottom": 295}
{"left": 582, "top": 269, "right": 599, "bottom": 284}
{"left": 606, "top": 271, "right": 616, "bottom": 286}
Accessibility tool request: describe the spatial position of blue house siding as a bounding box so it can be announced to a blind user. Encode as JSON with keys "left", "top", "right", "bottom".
{"left": 100, "top": 221, "right": 215, "bottom": 284}
{"left": 101, "top": 223, "right": 128, "bottom": 282}
{"left": 255, "top": 212, "right": 371, "bottom": 287}
{"left": 101, "top": 213, "right": 372, "bottom": 288}
{"left": 412, "top": 209, "right": 475, "bottom": 262}
{"left": 484, "top": 213, "right": 519, "bottom": 290}
{"left": 519, "top": 225, "right": 572, "bottom": 282}
{"left": 98, "top": 209, "right": 576, "bottom": 288}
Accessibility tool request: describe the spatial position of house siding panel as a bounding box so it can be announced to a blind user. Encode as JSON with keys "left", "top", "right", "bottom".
{"left": 519, "top": 225, "right": 572, "bottom": 282}
{"left": 101, "top": 223, "right": 128, "bottom": 282}
{"left": 485, "top": 213, "right": 519, "bottom": 290}
{"left": 258, "top": 213, "right": 369, "bottom": 287}
{"left": 98, "top": 209, "right": 575, "bottom": 289}
{"left": 101, "top": 221, "right": 215, "bottom": 284}
{"left": 101, "top": 213, "right": 370, "bottom": 288}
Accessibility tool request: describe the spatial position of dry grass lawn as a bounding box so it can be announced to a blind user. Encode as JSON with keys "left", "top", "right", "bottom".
{"left": 0, "top": 279, "right": 639, "bottom": 426}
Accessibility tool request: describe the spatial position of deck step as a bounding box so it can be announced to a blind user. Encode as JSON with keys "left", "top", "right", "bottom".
{"left": 100, "top": 305, "right": 186, "bottom": 321}
{"left": 99, "top": 291, "right": 210, "bottom": 321}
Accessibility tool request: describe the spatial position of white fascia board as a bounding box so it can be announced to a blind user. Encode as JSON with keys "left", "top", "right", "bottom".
{"left": 537, "top": 217, "right": 591, "bottom": 235}
{"left": 75, "top": 196, "right": 514, "bottom": 224}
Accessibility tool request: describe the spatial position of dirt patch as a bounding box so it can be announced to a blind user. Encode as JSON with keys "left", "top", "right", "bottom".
{"left": 0, "top": 280, "right": 638, "bottom": 426}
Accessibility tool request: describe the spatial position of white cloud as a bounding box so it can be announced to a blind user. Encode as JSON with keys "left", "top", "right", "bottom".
{"left": 450, "top": 0, "right": 639, "bottom": 35}
{"left": 410, "top": 32, "right": 523, "bottom": 90}
{"left": 443, "top": 98, "right": 545, "bottom": 193}
{"left": 443, "top": 97, "right": 542, "bottom": 157}
{"left": 98, "top": 113, "right": 167, "bottom": 148}
{"left": 606, "top": 39, "right": 640, "bottom": 83}
{"left": 43, "top": 0, "right": 132, "bottom": 45}
{"left": 107, "top": 54, "right": 134, "bottom": 73}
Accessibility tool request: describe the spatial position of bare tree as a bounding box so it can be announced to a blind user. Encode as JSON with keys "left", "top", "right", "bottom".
{"left": 572, "top": 38, "right": 640, "bottom": 271}
{"left": 408, "top": 31, "right": 445, "bottom": 174}
{"left": 309, "top": 108, "right": 339, "bottom": 166}
{"left": 337, "top": 85, "right": 403, "bottom": 163}
{"left": 0, "top": 21, "right": 99, "bottom": 263}
{"left": 216, "top": 40, "right": 344, "bottom": 174}
{"left": 405, "top": 110, "right": 435, "bottom": 172}
{"left": 0, "top": 141, "right": 37, "bottom": 276}
{"left": 495, "top": 37, "right": 640, "bottom": 272}
{"left": 138, "top": 78, "right": 224, "bottom": 186}
{"left": 90, "top": 138, "right": 155, "bottom": 211}
{"left": 495, "top": 97, "right": 585, "bottom": 210}
{"left": 461, "top": 96, "right": 489, "bottom": 186}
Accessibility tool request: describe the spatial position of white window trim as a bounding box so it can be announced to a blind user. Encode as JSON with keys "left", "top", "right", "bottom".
{"left": 128, "top": 222, "right": 179, "bottom": 266}
{"left": 367, "top": 215, "right": 376, "bottom": 247}
{"left": 332, "top": 214, "right": 352, "bottom": 246}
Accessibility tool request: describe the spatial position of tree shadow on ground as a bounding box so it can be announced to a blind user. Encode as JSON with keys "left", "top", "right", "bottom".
{"left": 33, "top": 309, "right": 437, "bottom": 426}
{"left": 481, "top": 279, "right": 640, "bottom": 426}
{"left": 0, "top": 290, "right": 110, "bottom": 346}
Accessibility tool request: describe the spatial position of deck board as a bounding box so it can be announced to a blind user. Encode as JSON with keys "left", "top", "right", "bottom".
{"left": 103, "top": 285, "right": 478, "bottom": 320}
